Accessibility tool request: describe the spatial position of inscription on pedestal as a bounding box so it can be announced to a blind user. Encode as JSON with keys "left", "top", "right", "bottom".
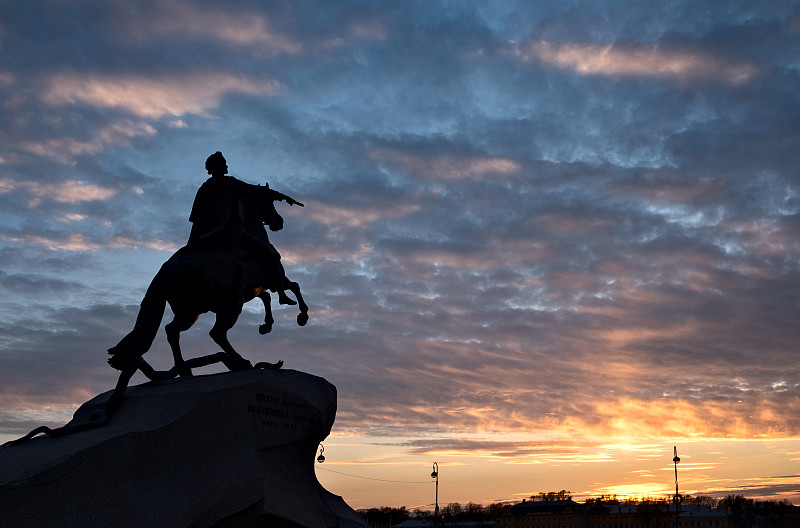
{"left": 247, "top": 391, "right": 315, "bottom": 430}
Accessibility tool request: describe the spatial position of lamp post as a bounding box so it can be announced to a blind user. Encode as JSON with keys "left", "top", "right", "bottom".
{"left": 431, "top": 462, "right": 439, "bottom": 525}
{"left": 673, "top": 446, "right": 681, "bottom": 528}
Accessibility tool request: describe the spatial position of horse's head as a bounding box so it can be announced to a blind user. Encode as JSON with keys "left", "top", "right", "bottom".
{"left": 261, "top": 200, "right": 284, "bottom": 232}
{"left": 241, "top": 183, "right": 285, "bottom": 232}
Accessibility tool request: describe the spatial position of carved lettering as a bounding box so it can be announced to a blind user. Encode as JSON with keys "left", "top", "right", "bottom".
{"left": 256, "top": 393, "right": 281, "bottom": 405}
{"left": 248, "top": 392, "right": 315, "bottom": 431}
{"left": 247, "top": 403, "right": 290, "bottom": 418}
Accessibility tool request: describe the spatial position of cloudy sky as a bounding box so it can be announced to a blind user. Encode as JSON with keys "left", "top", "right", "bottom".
{"left": 2, "top": 0, "right": 800, "bottom": 509}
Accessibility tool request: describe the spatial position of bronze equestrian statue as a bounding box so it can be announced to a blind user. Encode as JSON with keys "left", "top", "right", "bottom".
{"left": 108, "top": 151, "right": 307, "bottom": 372}
{"left": 1, "top": 152, "right": 307, "bottom": 447}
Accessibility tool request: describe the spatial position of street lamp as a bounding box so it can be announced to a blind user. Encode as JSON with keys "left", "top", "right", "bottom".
{"left": 673, "top": 446, "right": 682, "bottom": 528}
{"left": 431, "top": 462, "right": 439, "bottom": 525}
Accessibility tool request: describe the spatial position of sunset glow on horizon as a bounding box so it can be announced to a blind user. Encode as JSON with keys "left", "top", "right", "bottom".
{"left": 2, "top": 0, "right": 800, "bottom": 511}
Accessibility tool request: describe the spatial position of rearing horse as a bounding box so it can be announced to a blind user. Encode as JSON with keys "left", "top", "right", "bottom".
{"left": 107, "top": 185, "right": 308, "bottom": 378}
{"left": 0, "top": 186, "right": 309, "bottom": 446}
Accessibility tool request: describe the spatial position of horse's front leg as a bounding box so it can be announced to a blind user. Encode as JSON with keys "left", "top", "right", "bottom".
{"left": 165, "top": 312, "right": 199, "bottom": 377}
{"left": 284, "top": 279, "right": 309, "bottom": 326}
{"left": 257, "top": 292, "right": 275, "bottom": 334}
{"left": 209, "top": 309, "right": 252, "bottom": 371}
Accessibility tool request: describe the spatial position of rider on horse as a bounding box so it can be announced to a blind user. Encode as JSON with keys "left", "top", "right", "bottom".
{"left": 104, "top": 150, "right": 307, "bottom": 404}
{"left": 185, "top": 151, "right": 303, "bottom": 305}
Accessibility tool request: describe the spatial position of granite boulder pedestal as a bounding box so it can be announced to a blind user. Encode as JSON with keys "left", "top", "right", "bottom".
{"left": 0, "top": 368, "right": 367, "bottom": 528}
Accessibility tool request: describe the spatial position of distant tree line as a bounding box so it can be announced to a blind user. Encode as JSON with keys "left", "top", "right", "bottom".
{"left": 358, "top": 492, "right": 800, "bottom": 527}
{"left": 580, "top": 492, "right": 799, "bottom": 526}
{"left": 716, "top": 494, "right": 798, "bottom": 528}
{"left": 358, "top": 501, "right": 509, "bottom": 526}
{"left": 527, "top": 490, "right": 572, "bottom": 502}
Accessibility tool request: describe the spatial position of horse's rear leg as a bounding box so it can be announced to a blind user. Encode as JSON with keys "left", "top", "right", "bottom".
{"left": 165, "top": 312, "right": 199, "bottom": 377}
{"left": 277, "top": 289, "right": 297, "bottom": 306}
{"left": 257, "top": 292, "right": 274, "bottom": 334}
{"left": 209, "top": 309, "right": 252, "bottom": 371}
{"left": 284, "top": 279, "right": 309, "bottom": 326}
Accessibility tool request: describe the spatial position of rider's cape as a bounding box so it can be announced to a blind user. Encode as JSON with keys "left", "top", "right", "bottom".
{"left": 188, "top": 176, "right": 243, "bottom": 249}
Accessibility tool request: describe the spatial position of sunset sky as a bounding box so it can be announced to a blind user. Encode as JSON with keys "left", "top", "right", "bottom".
{"left": 2, "top": 0, "right": 800, "bottom": 510}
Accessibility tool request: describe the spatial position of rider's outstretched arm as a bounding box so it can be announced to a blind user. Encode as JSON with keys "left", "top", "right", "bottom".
{"left": 280, "top": 193, "right": 304, "bottom": 207}
{"left": 244, "top": 179, "right": 304, "bottom": 207}
{"left": 272, "top": 190, "right": 304, "bottom": 207}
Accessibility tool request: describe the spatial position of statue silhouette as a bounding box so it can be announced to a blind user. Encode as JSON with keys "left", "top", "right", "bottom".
{"left": 186, "top": 151, "right": 302, "bottom": 306}
{"left": 106, "top": 153, "right": 307, "bottom": 389}
{"left": 1, "top": 153, "right": 309, "bottom": 446}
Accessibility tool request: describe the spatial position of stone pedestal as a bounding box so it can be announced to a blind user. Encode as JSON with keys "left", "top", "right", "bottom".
{"left": 0, "top": 369, "right": 367, "bottom": 528}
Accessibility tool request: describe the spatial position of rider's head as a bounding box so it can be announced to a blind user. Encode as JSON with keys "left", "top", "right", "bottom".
{"left": 205, "top": 151, "right": 228, "bottom": 176}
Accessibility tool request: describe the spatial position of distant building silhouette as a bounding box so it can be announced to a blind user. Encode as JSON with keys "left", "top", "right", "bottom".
{"left": 495, "top": 499, "right": 729, "bottom": 528}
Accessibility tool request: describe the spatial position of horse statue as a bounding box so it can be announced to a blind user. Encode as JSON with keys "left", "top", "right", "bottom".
{"left": 1, "top": 184, "right": 308, "bottom": 448}
{"left": 105, "top": 184, "right": 308, "bottom": 404}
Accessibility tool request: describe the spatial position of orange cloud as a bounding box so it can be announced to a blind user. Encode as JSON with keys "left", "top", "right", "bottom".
{"left": 520, "top": 41, "right": 757, "bottom": 84}
{"left": 42, "top": 73, "right": 282, "bottom": 119}
{"left": 387, "top": 389, "right": 800, "bottom": 443}
{"left": 566, "top": 397, "right": 799, "bottom": 441}
{"left": 0, "top": 233, "right": 177, "bottom": 252}
{"left": 14, "top": 120, "right": 157, "bottom": 163}
{"left": 323, "top": 20, "right": 388, "bottom": 48}
{"left": 369, "top": 147, "right": 522, "bottom": 180}
{"left": 0, "top": 70, "right": 14, "bottom": 86}
{"left": 126, "top": 0, "right": 301, "bottom": 53}
{"left": 0, "top": 178, "right": 117, "bottom": 207}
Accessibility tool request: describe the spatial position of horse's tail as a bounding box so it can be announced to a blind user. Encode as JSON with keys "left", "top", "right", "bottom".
{"left": 107, "top": 256, "right": 185, "bottom": 371}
